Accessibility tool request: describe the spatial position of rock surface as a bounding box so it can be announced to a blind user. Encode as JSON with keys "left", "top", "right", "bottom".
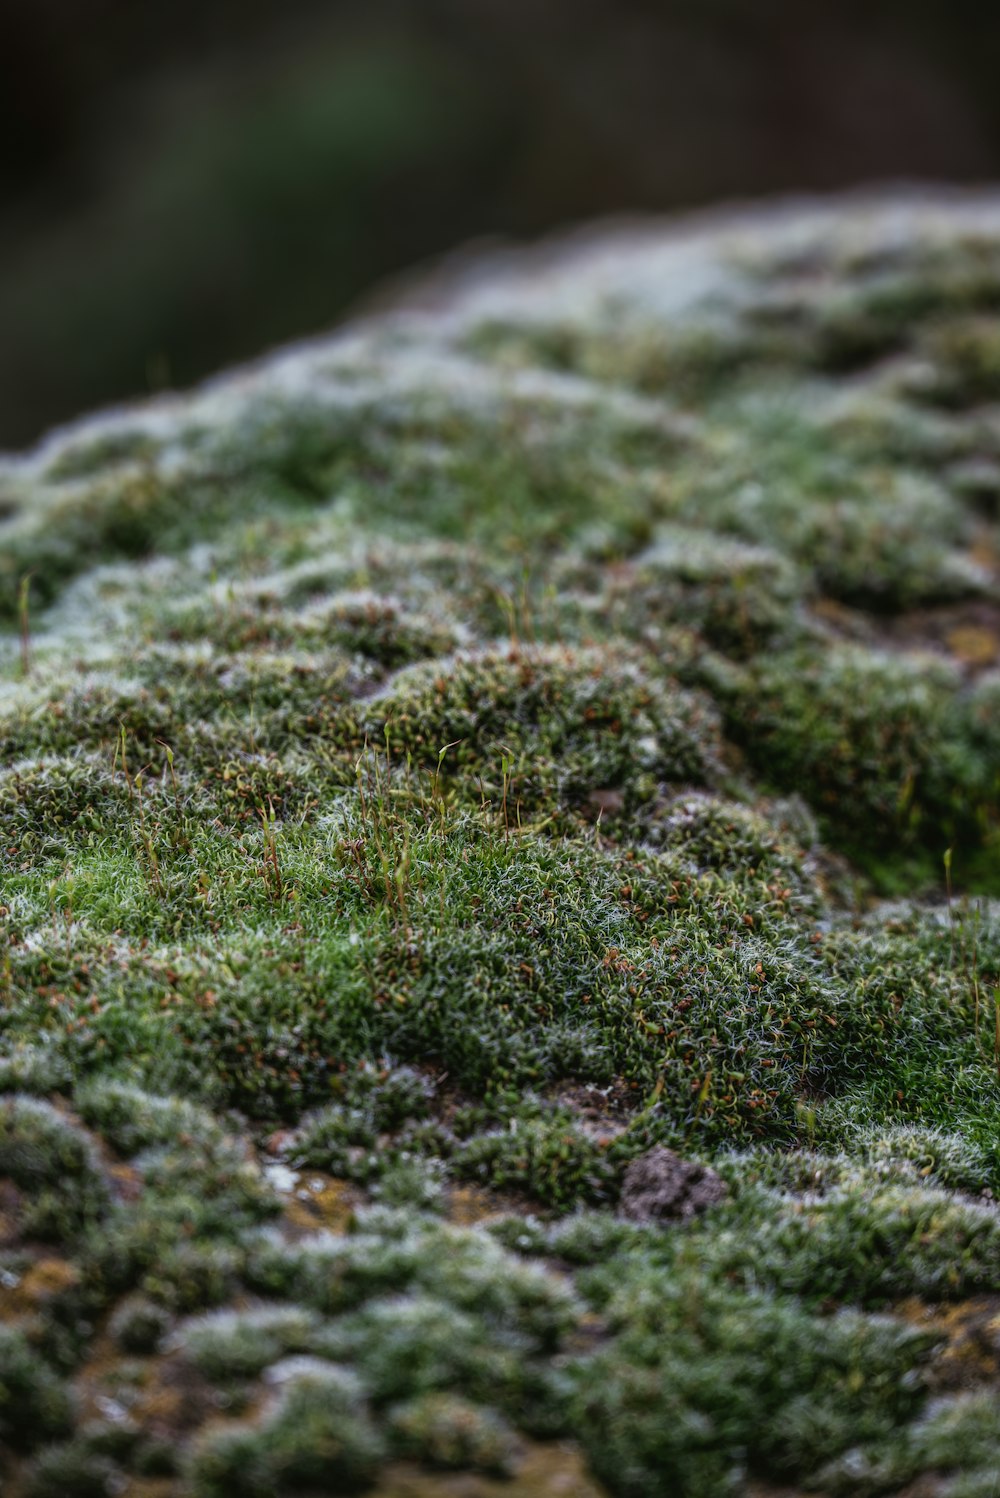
{"left": 619, "top": 1147, "right": 727, "bottom": 1223}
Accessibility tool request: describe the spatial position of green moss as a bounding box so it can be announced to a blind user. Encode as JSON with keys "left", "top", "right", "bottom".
{"left": 388, "top": 1393, "right": 519, "bottom": 1473}
{"left": 0, "top": 1096, "right": 109, "bottom": 1241}
{"left": 0, "top": 1326, "right": 73, "bottom": 1450}
{"left": 179, "top": 1306, "right": 316, "bottom": 1384}
{"left": 814, "top": 1390, "right": 1000, "bottom": 1494}
{"left": 570, "top": 1274, "right": 932, "bottom": 1498}
{"left": 643, "top": 792, "right": 820, "bottom": 896}
{"left": 24, "top": 1442, "right": 121, "bottom": 1498}
{"left": 73, "top": 1079, "right": 224, "bottom": 1156}
{"left": 0, "top": 756, "right": 129, "bottom": 871}
{"left": 244, "top": 1211, "right": 577, "bottom": 1363}
{"left": 5, "top": 194, "right": 1000, "bottom": 1496}
{"left": 722, "top": 644, "right": 1000, "bottom": 881}
{"left": 450, "top": 1110, "right": 617, "bottom": 1208}
{"left": 601, "top": 527, "right": 806, "bottom": 658}
{"left": 108, "top": 1293, "right": 172, "bottom": 1354}
{"left": 137, "top": 1239, "right": 245, "bottom": 1313}
{"left": 915, "top": 314, "right": 1000, "bottom": 408}
{"left": 189, "top": 1363, "right": 385, "bottom": 1496}
{"left": 0, "top": 1047, "right": 74, "bottom": 1096}
{"left": 367, "top": 644, "right": 721, "bottom": 825}
{"left": 702, "top": 1175, "right": 1000, "bottom": 1305}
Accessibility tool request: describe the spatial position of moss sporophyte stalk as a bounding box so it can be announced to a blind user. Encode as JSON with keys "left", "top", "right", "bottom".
{"left": 3, "top": 191, "right": 1000, "bottom": 1496}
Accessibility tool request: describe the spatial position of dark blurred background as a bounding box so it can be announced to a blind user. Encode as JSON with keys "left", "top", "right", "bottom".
{"left": 3, "top": 0, "right": 1000, "bottom": 448}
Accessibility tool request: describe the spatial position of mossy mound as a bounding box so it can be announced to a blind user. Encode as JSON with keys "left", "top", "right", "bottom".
{"left": 3, "top": 191, "right": 1000, "bottom": 1495}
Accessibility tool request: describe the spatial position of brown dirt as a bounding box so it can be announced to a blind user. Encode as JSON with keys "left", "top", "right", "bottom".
{"left": 370, "top": 1440, "right": 609, "bottom": 1498}
{"left": 618, "top": 1145, "right": 727, "bottom": 1223}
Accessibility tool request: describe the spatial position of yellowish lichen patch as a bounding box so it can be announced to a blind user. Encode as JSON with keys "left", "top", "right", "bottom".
{"left": 446, "top": 1182, "right": 521, "bottom": 1227}
{"left": 945, "top": 623, "right": 1000, "bottom": 666}
{"left": 0, "top": 1253, "right": 79, "bottom": 1318}
{"left": 120, "top": 1480, "right": 177, "bottom": 1498}
{"left": 275, "top": 1168, "right": 361, "bottom": 1235}
{"left": 371, "top": 1439, "right": 609, "bottom": 1498}
{"left": 896, "top": 1295, "right": 1000, "bottom": 1390}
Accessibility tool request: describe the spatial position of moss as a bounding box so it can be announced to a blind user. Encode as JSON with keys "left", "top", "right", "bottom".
{"left": 6, "top": 193, "right": 1000, "bottom": 1495}
{"left": 322, "top": 1293, "right": 499, "bottom": 1403}
{"left": 450, "top": 1111, "right": 617, "bottom": 1208}
{"left": 189, "top": 1363, "right": 385, "bottom": 1496}
{"left": 73, "top": 1079, "right": 224, "bottom": 1156}
{"left": 138, "top": 1239, "right": 245, "bottom": 1313}
{"left": 370, "top": 1154, "right": 447, "bottom": 1211}
{"left": 244, "top": 1211, "right": 577, "bottom": 1363}
{"left": 23, "top": 1442, "right": 121, "bottom": 1498}
{"left": 0, "top": 1047, "right": 74, "bottom": 1096}
{"left": 722, "top": 644, "right": 1000, "bottom": 881}
{"left": 642, "top": 792, "right": 821, "bottom": 901}
{"left": 702, "top": 1174, "right": 1000, "bottom": 1305}
{"left": 367, "top": 644, "right": 721, "bottom": 825}
{"left": 600, "top": 527, "right": 807, "bottom": 658}
{"left": 0, "top": 1096, "right": 110, "bottom": 1241}
{"left": 179, "top": 1305, "right": 317, "bottom": 1384}
{"left": 0, "top": 757, "right": 130, "bottom": 872}
{"left": 245, "top": 1227, "right": 424, "bottom": 1315}
{"left": 388, "top": 1392, "right": 519, "bottom": 1473}
{"left": 289, "top": 1062, "right": 435, "bottom": 1179}
{"left": 108, "top": 1293, "right": 172, "bottom": 1354}
{"left": 570, "top": 1275, "right": 932, "bottom": 1498}
{"left": 915, "top": 314, "right": 1000, "bottom": 409}
{"left": 831, "top": 1120, "right": 998, "bottom": 1195}
{"left": 0, "top": 1325, "right": 73, "bottom": 1450}
{"left": 814, "top": 1390, "right": 1000, "bottom": 1494}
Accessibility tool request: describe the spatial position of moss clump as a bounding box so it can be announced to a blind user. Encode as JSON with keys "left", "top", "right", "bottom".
{"left": 388, "top": 1392, "right": 519, "bottom": 1473}
{"left": 0, "top": 1326, "right": 73, "bottom": 1450}
{"left": 0, "top": 756, "right": 129, "bottom": 872}
{"left": 449, "top": 1111, "right": 618, "bottom": 1208}
{"left": 700, "top": 1174, "right": 1000, "bottom": 1305}
{"left": 601, "top": 527, "right": 806, "bottom": 658}
{"left": 107, "top": 1293, "right": 172, "bottom": 1354}
{"left": 642, "top": 792, "right": 820, "bottom": 898}
{"left": 288, "top": 1064, "right": 442, "bottom": 1186}
{"left": 179, "top": 1305, "right": 317, "bottom": 1384}
{"left": 245, "top": 1210, "right": 577, "bottom": 1357}
{"left": 23, "top": 1442, "right": 121, "bottom": 1498}
{"left": 368, "top": 644, "right": 721, "bottom": 825}
{"left": 78, "top": 1122, "right": 277, "bottom": 1313}
{"left": 810, "top": 1388, "right": 1000, "bottom": 1493}
{"left": 0, "top": 1047, "right": 74, "bottom": 1096}
{"left": 915, "top": 314, "right": 1000, "bottom": 409}
{"left": 189, "top": 1364, "right": 385, "bottom": 1497}
{"left": 722, "top": 644, "right": 1000, "bottom": 878}
{"left": 571, "top": 1274, "right": 932, "bottom": 1498}
{"left": 73, "top": 1079, "right": 224, "bottom": 1156}
{"left": 0, "top": 1096, "right": 109, "bottom": 1241}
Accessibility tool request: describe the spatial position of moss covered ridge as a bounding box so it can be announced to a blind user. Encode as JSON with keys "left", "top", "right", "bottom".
{"left": 2, "top": 188, "right": 1000, "bottom": 1496}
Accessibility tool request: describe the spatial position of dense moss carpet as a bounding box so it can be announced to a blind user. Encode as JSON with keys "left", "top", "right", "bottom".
{"left": 2, "top": 190, "right": 1000, "bottom": 1496}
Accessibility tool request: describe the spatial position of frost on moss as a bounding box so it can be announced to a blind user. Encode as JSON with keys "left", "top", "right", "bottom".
{"left": 189, "top": 1363, "right": 385, "bottom": 1496}
{"left": 721, "top": 644, "right": 1000, "bottom": 880}
{"left": 366, "top": 644, "right": 722, "bottom": 825}
{"left": 389, "top": 1393, "right": 520, "bottom": 1473}
{"left": 0, "top": 1096, "right": 110, "bottom": 1241}
{"left": 3, "top": 192, "right": 1000, "bottom": 1493}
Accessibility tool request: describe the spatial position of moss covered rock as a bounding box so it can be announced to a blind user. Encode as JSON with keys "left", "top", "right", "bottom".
{"left": 3, "top": 191, "right": 1000, "bottom": 1494}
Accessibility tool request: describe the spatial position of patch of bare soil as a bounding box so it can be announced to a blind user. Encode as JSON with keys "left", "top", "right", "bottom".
{"left": 618, "top": 1145, "right": 727, "bottom": 1223}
